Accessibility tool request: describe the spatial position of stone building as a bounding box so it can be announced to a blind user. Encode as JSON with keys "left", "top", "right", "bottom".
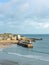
{"left": 11, "top": 36, "right": 17, "bottom": 40}
{"left": 7, "top": 38, "right": 11, "bottom": 40}
{"left": 0, "top": 37, "right": 3, "bottom": 40}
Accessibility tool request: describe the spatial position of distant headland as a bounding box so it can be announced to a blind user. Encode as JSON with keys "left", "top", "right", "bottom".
{"left": 0, "top": 33, "right": 42, "bottom": 48}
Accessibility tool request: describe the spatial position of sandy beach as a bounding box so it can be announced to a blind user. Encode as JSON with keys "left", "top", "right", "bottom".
{"left": 0, "top": 44, "right": 9, "bottom": 48}
{"left": 0, "top": 40, "right": 18, "bottom": 48}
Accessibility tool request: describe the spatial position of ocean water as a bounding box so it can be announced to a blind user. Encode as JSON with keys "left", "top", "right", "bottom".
{"left": 0, "top": 34, "right": 49, "bottom": 65}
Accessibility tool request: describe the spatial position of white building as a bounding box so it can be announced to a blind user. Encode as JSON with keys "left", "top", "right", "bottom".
{"left": 17, "top": 35, "right": 21, "bottom": 40}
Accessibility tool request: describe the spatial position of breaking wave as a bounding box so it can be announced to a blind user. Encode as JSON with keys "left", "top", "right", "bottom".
{"left": 8, "top": 52, "right": 49, "bottom": 62}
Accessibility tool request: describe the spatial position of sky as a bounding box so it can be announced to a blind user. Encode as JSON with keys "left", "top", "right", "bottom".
{"left": 0, "top": 0, "right": 49, "bottom": 34}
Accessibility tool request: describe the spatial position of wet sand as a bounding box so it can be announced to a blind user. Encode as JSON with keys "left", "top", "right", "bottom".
{"left": 0, "top": 40, "right": 18, "bottom": 48}
{"left": 0, "top": 44, "right": 11, "bottom": 48}
{"left": 0, "top": 60, "right": 19, "bottom": 65}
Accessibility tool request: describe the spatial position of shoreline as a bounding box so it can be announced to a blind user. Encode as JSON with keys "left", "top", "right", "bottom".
{"left": 0, "top": 37, "right": 42, "bottom": 48}
{"left": 0, "top": 40, "right": 18, "bottom": 48}
{"left": 0, "top": 43, "right": 14, "bottom": 48}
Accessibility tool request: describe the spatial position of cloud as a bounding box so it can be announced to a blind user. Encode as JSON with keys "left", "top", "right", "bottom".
{"left": 11, "top": 0, "right": 17, "bottom": 4}
{"left": 38, "top": 23, "right": 49, "bottom": 28}
{"left": 43, "top": 24, "right": 49, "bottom": 28}
{"left": 0, "top": 0, "right": 49, "bottom": 34}
{"left": 20, "top": 2, "right": 29, "bottom": 12}
{"left": 21, "top": 19, "right": 49, "bottom": 29}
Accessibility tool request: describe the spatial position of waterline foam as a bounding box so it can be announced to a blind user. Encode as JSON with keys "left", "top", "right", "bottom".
{"left": 8, "top": 52, "right": 49, "bottom": 62}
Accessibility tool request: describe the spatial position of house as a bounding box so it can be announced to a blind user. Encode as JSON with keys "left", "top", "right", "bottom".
{"left": 17, "top": 35, "right": 21, "bottom": 40}
{"left": 0, "top": 37, "right": 3, "bottom": 40}
{"left": 11, "top": 36, "right": 17, "bottom": 40}
{"left": 7, "top": 38, "right": 11, "bottom": 40}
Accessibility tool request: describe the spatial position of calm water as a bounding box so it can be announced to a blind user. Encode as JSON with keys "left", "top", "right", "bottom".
{"left": 0, "top": 34, "right": 49, "bottom": 65}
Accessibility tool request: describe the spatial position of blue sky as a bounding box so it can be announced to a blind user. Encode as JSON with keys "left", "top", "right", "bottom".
{"left": 0, "top": 0, "right": 49, "bottom": 34}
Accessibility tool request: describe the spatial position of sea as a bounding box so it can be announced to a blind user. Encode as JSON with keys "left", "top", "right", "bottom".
{"left": 0, "top": 34, "right": 49, "bottom": 65}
